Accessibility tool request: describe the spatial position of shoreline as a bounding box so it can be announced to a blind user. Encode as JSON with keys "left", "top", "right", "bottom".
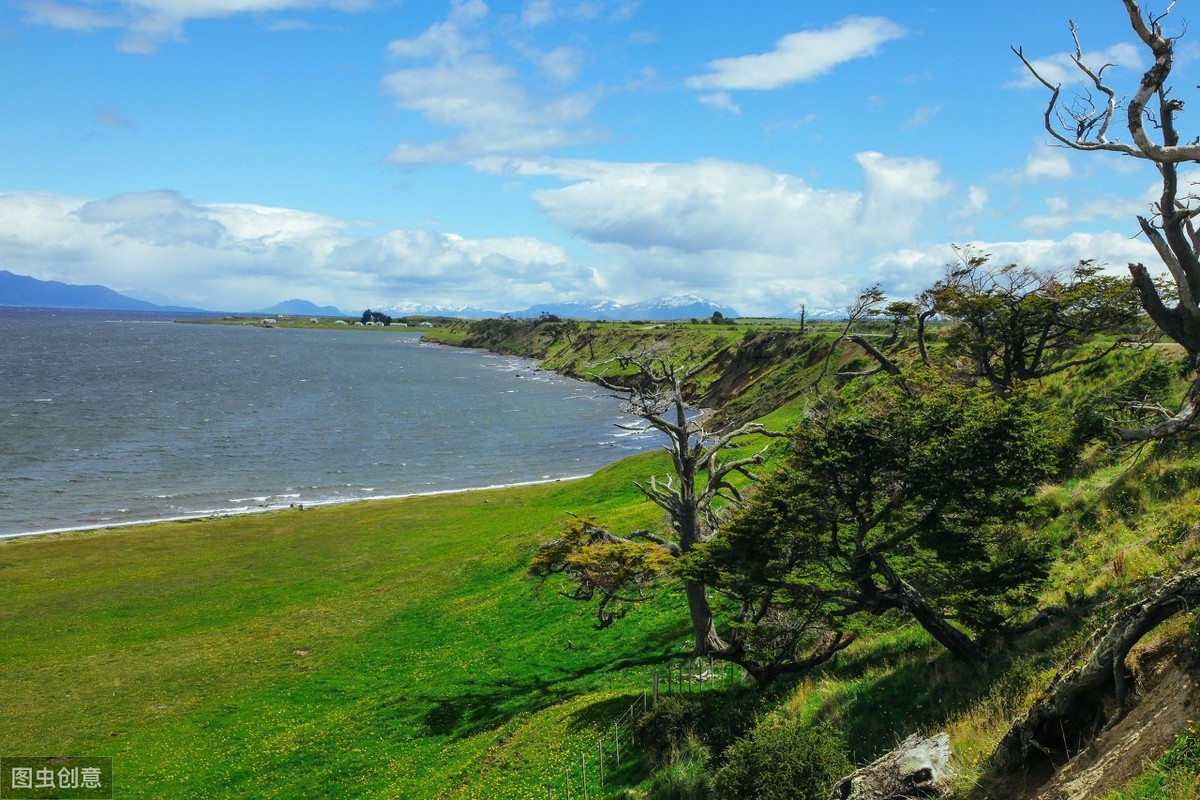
{"left": 0, "top": 473, "right": 590, "bottom": 543}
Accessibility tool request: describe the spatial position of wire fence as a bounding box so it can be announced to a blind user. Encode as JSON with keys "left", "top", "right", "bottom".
{"left": 542, "top": 657, "right": 746, "bottom": 799}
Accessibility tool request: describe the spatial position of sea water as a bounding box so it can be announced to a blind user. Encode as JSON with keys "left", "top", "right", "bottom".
{"left": 0, "top": 309, "right": 657, "bottom": 537}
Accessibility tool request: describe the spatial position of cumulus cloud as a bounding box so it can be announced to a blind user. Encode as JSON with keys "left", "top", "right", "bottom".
{"left": 686, "top": 16, "right": 906, "bottom": 92}
{"left": 20, "top": 0, "right": 373, "bottom": 52}
{"left": 0, "top": 189, "right": 585, "bottom": 312}
{"left": 75, "top": 190, "right": 225, "bottom": 247}
{"left": 477, "top": 151, "right": 953, "bottom": 312}
{"left": 855, "top": 152, "right": 952, "bottom": 243}
{"left": 383, "top": 2, "right": 602, "bottom": 165}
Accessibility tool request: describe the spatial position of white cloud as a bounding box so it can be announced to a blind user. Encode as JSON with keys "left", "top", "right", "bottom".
{"left": 967, "top": 186, "right": 988, "bottom": 214}
{"left": 0, "top": 190, "right": 587, "bottom": 312}
{"left": 21, "top": 0, "right": 374, "bottom": 52}
{"left": 21, "top": 0, "right": 119, "bottom": 31}
{"left": 855, "top": 151, "right": 951, "bottom": 244}
{"left": 686, "top": 16, "right": 906, "bottom": 91}
{"left": 1020, "top": 145, "right": 1073, "bottom": 181}
{"left": 868, "top": 231, "right": 1158, "bottom": 300}
{"left": 1019, "top": 170, "right": 1196, "bottom": 233}
{"left": 477, "top": 152, "right": 951, "bottom": 311}
{"left": 383, "top": 4, "right": 602, "bottom": 165}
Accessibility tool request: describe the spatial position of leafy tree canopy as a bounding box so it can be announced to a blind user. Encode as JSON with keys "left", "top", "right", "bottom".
{"left": 695, "top": 375, "right": 1060, "bottom": 665}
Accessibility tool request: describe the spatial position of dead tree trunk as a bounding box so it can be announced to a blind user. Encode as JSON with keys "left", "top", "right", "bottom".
{"left": 830, "top": 733, "right": 953, "bottom": 800}
{"left": 1016, "top": 1, "right": 1200, "bottom": 440}
{"left": 990, "top": 568, "right": 1200, "bottom": 776}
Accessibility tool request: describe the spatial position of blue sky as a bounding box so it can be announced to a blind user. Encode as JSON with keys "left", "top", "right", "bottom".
{"left": 0, "top": 0, "right": 1184, "bottom": 314}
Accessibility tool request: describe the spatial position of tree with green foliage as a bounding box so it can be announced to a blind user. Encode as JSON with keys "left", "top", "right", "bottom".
{"left": 918, "top": 251, "right": 1146, "bottom": 394}
{"left": 1015, "top": 0, "right": 1200, "bottom": 439}
{"left": 529, "top": 353, "right": 857, "bottom": 676}
{"left": 697, "top": 375, "right": 1058, "bottom": 667}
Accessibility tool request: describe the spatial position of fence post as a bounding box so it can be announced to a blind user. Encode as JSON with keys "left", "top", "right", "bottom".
{"left": 615, "top": 722, "right": 621, "bottom": 767}
{"left": 565, "top": 767, "right": 570, "bottom": 800}
{"left": 581, "top": 752, "right": 588, "bottom": 800}
{"left": 653, "top": 671, "right": 659, "bottom": 706}
{"left": 598, "top": 738, "right": 604, "bottom": 787}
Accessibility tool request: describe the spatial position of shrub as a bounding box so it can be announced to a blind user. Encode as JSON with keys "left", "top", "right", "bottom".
{"left": 647, "top": 736, "right": 713, "bottom": 800}
{"left": 638, "top": 692, "right": 758, "bottom": 769}
{"left": 711, "top": 717, "right": 849, "bottom": 800}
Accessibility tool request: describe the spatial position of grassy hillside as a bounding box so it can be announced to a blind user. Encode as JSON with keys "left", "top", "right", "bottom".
{"left": 7, "top": 323, "right": 1200, "bottom": 798}
{"left": 424, "top": 317, "right": 850, "bottom": 424}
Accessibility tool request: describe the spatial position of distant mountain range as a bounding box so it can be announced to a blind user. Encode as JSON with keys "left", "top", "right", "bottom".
{"left": 252, "top": 299, "right": 344, "bottom": 317}
{"left": 0, "top": 270, "right": 749, "bottom": 321}
{"left": 0, "top": 271, "right": 345, "bottom": 317}
{"left": 0, "top": 270, "right": 205, "bottom": 313}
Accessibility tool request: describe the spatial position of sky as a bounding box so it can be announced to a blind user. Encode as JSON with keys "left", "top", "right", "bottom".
{"left": 0, "top": 0, "right": 1190, "bottom": 315}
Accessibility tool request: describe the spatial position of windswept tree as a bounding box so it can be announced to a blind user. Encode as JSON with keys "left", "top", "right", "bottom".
{"left": 1015, "top": 0, "right": 1200, "bottom": 438}
{"left": 531, "top": 352, "right": 820, "bottom": 666}
{"left": 917, "top": 251, "right": 1146, "bottom": 394}
{"left": 697, "top": 377, "right": 1058, "bottom": 666}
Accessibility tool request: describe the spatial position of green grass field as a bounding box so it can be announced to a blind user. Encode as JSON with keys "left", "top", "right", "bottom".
{"left": 0, "top": 453, "right": 695, "bottom": 798}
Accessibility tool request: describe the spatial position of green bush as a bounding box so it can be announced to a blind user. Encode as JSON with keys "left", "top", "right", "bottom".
{"left": 711, "top": 717, "right": 849, "bottom": 800}
{"left": 637, "top": 692, "right": 758, "bottom": 769}
{"left": 647, "top": 736, "right": 713, "bottom": 800}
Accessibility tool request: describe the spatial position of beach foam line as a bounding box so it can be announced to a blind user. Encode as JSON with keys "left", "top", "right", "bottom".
{"left": 0, "top": 474, "right": 591, "bottom": 542}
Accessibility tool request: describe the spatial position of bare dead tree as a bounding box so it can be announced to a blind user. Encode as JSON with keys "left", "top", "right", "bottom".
{"left": 1015, "top": 0, "right": 1200, "bottom": 438}
{"left": 590, "top": 352, "right": 785, "bottom": 655}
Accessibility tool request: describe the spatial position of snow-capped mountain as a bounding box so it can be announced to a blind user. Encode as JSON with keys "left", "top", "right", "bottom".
{"left": 620, "top": 294, "right": 739, "bottom": 320}
{"left": 511, "top": 294, "right": 739, "bottom": 321}
{"left": 379, "top": 294, "right": 740, "bottom": 321}
{"left": 775, "top": 304, "right": 847, "bottom": 321}
{"left": 380, "top": 301, "right": 502, "bottom": 318}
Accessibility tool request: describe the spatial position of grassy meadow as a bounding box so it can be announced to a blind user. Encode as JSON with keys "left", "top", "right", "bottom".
{"left": 0, "top": 452, "right": 698, "bottom": 798}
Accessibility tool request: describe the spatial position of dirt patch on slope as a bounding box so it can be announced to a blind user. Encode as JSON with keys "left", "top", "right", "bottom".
{"left": 1028, "top": 638, "right": 1198, "bottom": 800}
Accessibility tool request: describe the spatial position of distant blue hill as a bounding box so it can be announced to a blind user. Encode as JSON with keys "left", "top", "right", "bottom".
{"left": 0, "top": 270, "right": 204, "bottom": 313}
{"left": 251, "top": 299, "right": 344, "bottom": 317}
